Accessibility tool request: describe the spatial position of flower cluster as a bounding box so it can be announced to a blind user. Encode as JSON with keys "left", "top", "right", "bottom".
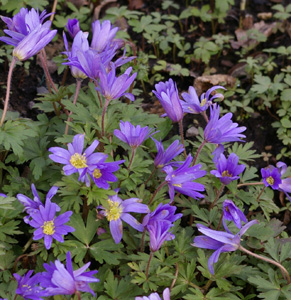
{"left": 0, "top": 8, "right": 57, "bottom": 61}
{"left": 14, "top": 251, "right": 98, "bottom": 298}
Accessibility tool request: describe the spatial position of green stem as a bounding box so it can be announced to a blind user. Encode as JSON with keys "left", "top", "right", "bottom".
{"left": 192, "top": 140, "right": 206, "bottom": 166}
{"left": 40, "top": 49, "right": 58, "bottom": 93}
{"left": 0, "top": 56, "right": 17, "bottom": 127}
{"left": 239, "top": 244, "right": 291, "bottom": 284}
{"left": 75, "top": 291, "right": 81, "bottom": 300}
{"left": 170, "top": 263, "right": 179, "bottom": 289}
{"left": 145, "top": 251, "right": 154, "bottom": 279}
{"left": 65, "top": 79, "right": 82, "bottom": 135}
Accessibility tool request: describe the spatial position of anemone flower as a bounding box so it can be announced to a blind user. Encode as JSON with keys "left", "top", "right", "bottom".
{"left": 42, "top": 251, "right": 99, "bottom": 296}
{"left": 192, "top": 220, "right": 258, "bottom": 274}
{"left": 114, "top": 121, "right": 158, "bottom": 149}
{"left": 14, "top": 270, "right": 48, "bottom": 300}
{"left": 28, "top": 194, "right": 74, "bottom": 249}
{"left": 98, "top": 192, "right": 149, "bottom": 244}
{"left": 152, "top": 138, "right": 184, "bottom": 169}
{"left": 181, "top": 85, "right": 225, "bottom": 114}
{"left": 49, "top": 134, "right": 106, "bottom": 186}
{"left": 204, "top": 104, "right": 246, "bottom": 144}
{"left": 210, "top": 153, "right": 245, "bottom": 185}
{"left": 153, "top": 79, "right": 184, "bottom": 123}
{"left": 163, "top": 154, "right": 206, "bottom": 202}
{"left": 135, "top": 288, "right": 170, "bottom": 300}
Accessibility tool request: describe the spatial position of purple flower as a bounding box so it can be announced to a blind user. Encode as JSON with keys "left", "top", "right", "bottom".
{"left": 153, "top": 79, "right": 184, "bottom": 123}
{"left": 14, "top": 270, "right": 48, "bottom": 300}
{"left": 17, "top": 184, "right": 59, "bottom": 224}
{"left": 28, "top": 193, "right": 75, "bottom": 249}
{"left": 204, "top": 104, "right": 246, "bottom": 144}
{"left": 148, "top": 220, "right": 175, "bottom": 252}
{"left": 63, "top": 30, "right": 89, "bottom": 79}
{"left": 163, "top": 155, "right": 206, "bottom": 202}
{"left": 261, "top": 165, "right": 282, "bottom": 190}
{"left": 261, "top": 162, "right": 291, "bottom": 201}
{"left": 91, "top": 20, "right": 119, "bottom": 53}
{"left": 135, "top": 288, "right": 170, "bottom": 300}
{"left": 0, "top": 8, "right": 56, "bottom": 61}
{"left": 65, "top": 18, "right": 80, "bottom": 38}
{"left": 223, "top": 199, "right": 247, "bottom": 231}
{"left": 96, "top": 63, "right": 137, "bottom": 101}
{"left": 181, "top": 85, "right": 225, "bottom": 114}
{"left": 114, "top": 121, "right": 158, "bottom": 149}
{"left": 142, "top": 203, "right": 182, "bottom": 227}
{"left": 0, "top": 193, "right": 6, "bottom": 197}
{"left": 42, "top": 251, "right": 99, "bottom": 296}
{"left": 88, "top": 157, "right": 125, "bottom": 189}
{"left": 152, "top": 138, "right": 184, "bottom": 169}
{"left": 98, "top": 192, "right": 149, "bottom": 243}
{"left": 48, "top": 134, "right": 106, "bottom": 186}
{"left": 192, "top": 220, "right": 258, "bottom": 274}
{"left": 210, "top": 153, "right": 245, "bottom": 185}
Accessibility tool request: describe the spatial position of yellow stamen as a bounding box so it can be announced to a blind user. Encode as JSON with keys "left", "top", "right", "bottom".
{"left": 105, "top": 200, "right": 123, "bottom": 221}
{"left": 93, "top": 168, "right": 102, "bottom": 179}
{"left": 222, "top": 170, "right": 232, "bottom": 177}
{"left": 200, "top": 98, "right": 207, "bottom": 107}
{"left": 70, "top": 153, "right": 87, "bottom": 169}
{"left": 173, "top": 183, "right": 182, "bottom": 187}
{"left": 266, "top": 176, "right": 274, "bottom": 185}
{"left": 157, "top": 164, "right": 164, "bottom": 168}
{"left": 42, "top": 220, "right": 55, "bottom": 235}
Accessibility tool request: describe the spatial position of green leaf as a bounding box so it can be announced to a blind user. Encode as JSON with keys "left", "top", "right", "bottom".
{"left": 69, "top": 210, "right": 99, "bottom": 246}
{"left": 90, "top": 239, "right": 123, "bottom": 265}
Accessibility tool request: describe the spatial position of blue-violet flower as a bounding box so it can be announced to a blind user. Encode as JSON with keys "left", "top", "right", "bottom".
{"left": 163, "top": 154, "right": 206, "bottom": 202}
{"left": 153, "top": 79, "right": 184, "bottom": 123}
{"left": 98, "top": 192, "right": 149, "bottom": 243}
{"left": 42, "top": 251, "right": 99, "bottom": 296}
{"left": 210, "top": 153, "right": 245, "bottom": 185}
{"left": 135, "top": 288, "right": 170, "bottom": 300}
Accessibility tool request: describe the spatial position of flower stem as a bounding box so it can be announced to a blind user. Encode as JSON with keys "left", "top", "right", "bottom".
{"left": 179, "top": 119, "right": 187, "bottom": 159}
{"left": 237, "top": 182, "right": 264, "bottom": 188}
{"left": 145, "top": 251, "right": 154, "bottom": 279}
{"left": 94, "top": 81, "right": 103, "bottom": 108}
{"left": 170, "top": 263, "right": 179, "bottom": 289}
{"left": 0, "top": 56, "right": 17, "bottom": 127}
{"left": 239, "top": 244, "right": 291, "bottom": 284}
{"left": 209, "top": 184, "right": 225, "bottom": 210}
{"left": 202, "top": 111, "right": 209, "bottom": 123}
{"left": 256, "top": 185, "right": 266, "bottom": 201}
{"left": 145, "top": 167, "right": 157, "bottom": 186}
{"left": 75, "top": 291, "right": 81, "bottom": 300}
{"left": 148, "top": 181, "right": 167, "bottom": 206}
{"left": 101, "top": 98, "right": 110, "bottom": 137}
{"left": 192, "top": 140, "right": 206, "bottom": 166}
{"left": 65, "top": 79, "right": 82, "bottom": 135}
{"left": 127, "top": 148, "right": 136, "bottom": 170}
{"left": 40, "top": 49, "right": 58, "bottom": 93}
{"left": 140, "top": 228, "right": 147, "bottom": 252}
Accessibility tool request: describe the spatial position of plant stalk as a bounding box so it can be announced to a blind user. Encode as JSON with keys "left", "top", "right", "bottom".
{"left": 145, "top": 251, "right": 153, "bottom": 279}
{"left": 148, "top": 181, "right": 167, "bottom": 206}
{"left": 239, "top": 244, "right": 291, "bottom": 284}
{"left": 65, "top": 79, "right": 82, "bottom": 135}
{"left": 209, "top": 184, "right": 225, "bottom": 210}
{"left": 0, "top": 56, "right": 17, "bottom": 127}
{"left": 179, "top": 119, "right": 187, "bottom": 159}
{"left": 101, "top": 98, "right": 110, "bottom": 137}
{"left": 192, "top": 140, "right": 206, "bottom": 166}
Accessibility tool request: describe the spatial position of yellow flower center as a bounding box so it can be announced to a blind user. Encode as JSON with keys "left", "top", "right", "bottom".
{"left": 222, "top": 170, "right": 232, "bottom": 177}
{"left": 266, "top": 176, "right": 274, "bottom": 185}
{"left": 42, "top": 220, "right": 55, "bottom": 235}
{"left": 105, "top": 200, "right": 123, "bottom": 221}
{"left": 173, "top": 183, "right": 182, "bottom": 187}
{"left": 70, "top": 153, "right": 87, "bottom": 169}
{"left": 200, "top": 98, "right": 207, "bottom": 107}
{"left": 157, "top": 164, "right": 164, "bottom": 168}
{"left": 93, "top": 168, "right": 102, "bottom": 179}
